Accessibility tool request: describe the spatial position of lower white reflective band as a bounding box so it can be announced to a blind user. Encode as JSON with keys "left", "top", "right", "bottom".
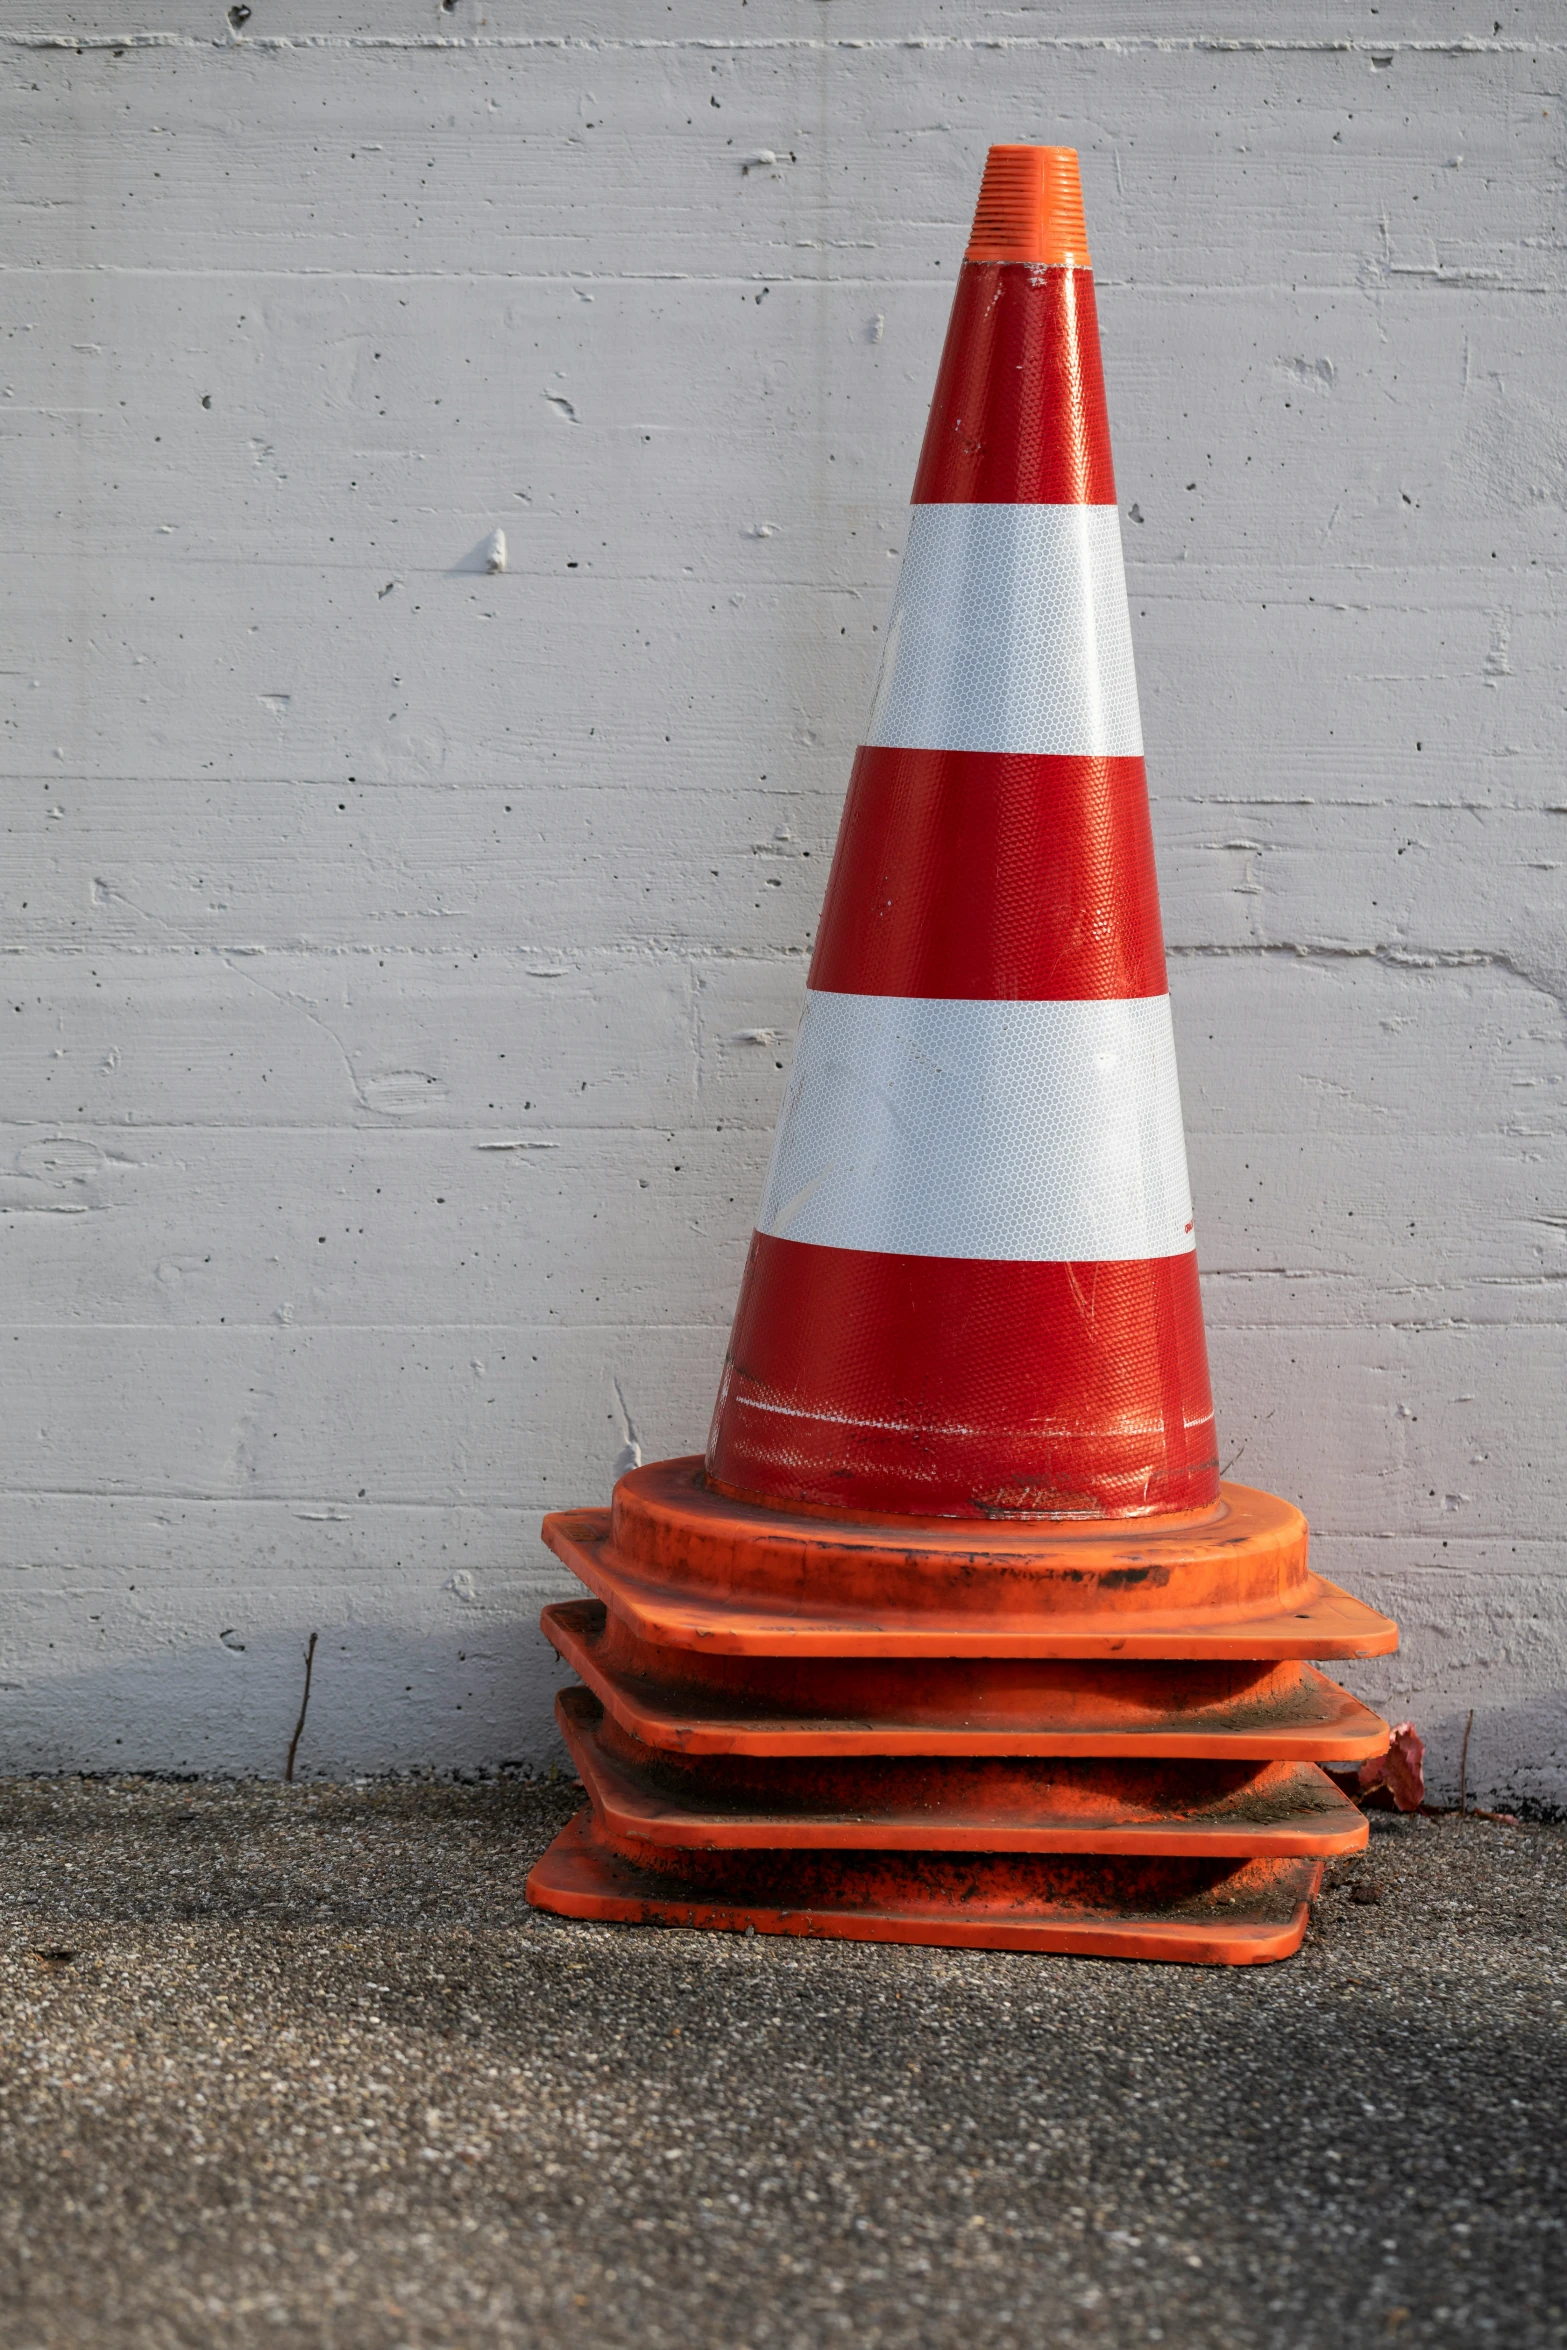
{"left": 865, "top": 503, "right": 1143, "bottom": 758}
{"left": 757, "top": 990, "right": 1194, "bottom": 1263}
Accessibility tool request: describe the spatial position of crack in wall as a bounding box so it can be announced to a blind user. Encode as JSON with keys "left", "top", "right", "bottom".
{"left": 90, "top": 880, "right": 382, "bottom": 1117}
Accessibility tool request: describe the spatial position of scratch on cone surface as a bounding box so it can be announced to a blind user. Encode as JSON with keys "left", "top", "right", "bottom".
{"left": 528, "top": 147, "right": 1399, "bottom": 1963}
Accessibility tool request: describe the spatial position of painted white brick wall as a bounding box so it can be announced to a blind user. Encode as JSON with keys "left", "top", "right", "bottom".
{"left": 3, "top": 4, "right": 1563, "bottom": 1807}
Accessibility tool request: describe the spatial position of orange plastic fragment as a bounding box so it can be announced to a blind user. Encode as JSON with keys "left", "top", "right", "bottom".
{"left": 1357, "top": 1720, "right": 1427, "bottom": 1811}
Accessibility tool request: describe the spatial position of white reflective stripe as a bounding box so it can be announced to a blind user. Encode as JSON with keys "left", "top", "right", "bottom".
{"left": 757, "top": 990, "right": 1194, "bottom": 1263}
{"left": 865, "top": 503, "right": 1143, "bottom": 757}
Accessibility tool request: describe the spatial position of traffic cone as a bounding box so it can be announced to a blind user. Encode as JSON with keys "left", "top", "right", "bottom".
{"left": 527, "top": 146, "right": 1398, "bottom": 1964}
{"left": 711, "top": 143, "right": 1203, "bottom": 1525}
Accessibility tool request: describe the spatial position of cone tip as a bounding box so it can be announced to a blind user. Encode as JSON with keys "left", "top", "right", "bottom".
{"left": 965, "top": 144, "right": 1090, "bottom": 268}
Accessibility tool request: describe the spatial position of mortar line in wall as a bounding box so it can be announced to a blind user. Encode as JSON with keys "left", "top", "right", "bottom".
{"left": 1, "top": 1483, "right": 1561, "bottom": 1530}
{"left": 5, "top": 570, "right": 1556, "bottom": 596}
{"left": 0, "top": 1496, "right": 628, "bottom": 1514}
{"left": 0, "top": 1502, "right": 1556, "bottom": 1541}
{"left": 0, "top": 934, "right": 819, "bottom": 953}
{"left": 0, "top": 1132, "right": 780, "bottom": 1147}
{"left": 9, "top": 942, "right": 1557, "bottom": 976}
{"left": 5, "top": 781, "right": 1558, "bottom": 798}
{"left": 3, "top": 1506, "right": 1562, "bottom": 1554}
{"left": 1203, "top": 1270, "right": 1466, "bottom": 1281}
{"left": 0, "top": 1490, "right": 561, "bottom": 1509}
{"left": 3, "top": 944, "right": 814, "bottom": 961}
{"left": 0, "top": 1471, "right": 611, "bottom": 1490}
{"left": 3, "top": 789, "right": 859, "bottom": 798}
{"left": 1210, "top": 1322, "right": 1567, "bottom": 1335}
{"left": 2, "top": 32, "right": 1557, "bottom": 55}
{"left": 0, "top": 1124, "right": 777, "bottom": 1134}
{"left": 0, "top": 1122, "right": 777, "bottom": 1136}
{"left": 1, "top": 1320, "right": 733, "bottom": 1333}
{"left": 5, "top": 268, "right": 1559, "bottom": 300}
{"left": 0, "top": 948, "right": 811, "bottom": 966}
{"left": 11, "top": 1315, "right": 1564, "bottom": 1335}
{"left": 1203, "top": 1540, "right": 1565, "bottom": 1554}
{"left": 9, "top": 573, "right": 1559, "bottom": 592}
{"left": 1164, "top": 940, "right": 1567, "bottom": 993}
{"left": 0, "top": 1499, "right": 577, "bottom": 1518}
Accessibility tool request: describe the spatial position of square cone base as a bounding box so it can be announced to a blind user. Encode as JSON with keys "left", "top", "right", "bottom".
{"left": 554, "top": 1687, "right": 1370, "bottom": 1861}
{"left": 527, "top": 1809, "right": 1322, "bottom": 1967}
{"left": 544, "top": 1599, "right": 1391, "bottom": 1763}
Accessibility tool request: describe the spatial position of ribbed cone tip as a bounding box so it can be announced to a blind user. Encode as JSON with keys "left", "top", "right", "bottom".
{"left": 966, "top": 144, "right": 1090, "bottom": 267}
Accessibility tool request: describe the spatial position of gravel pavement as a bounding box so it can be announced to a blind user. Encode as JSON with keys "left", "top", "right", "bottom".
{"left": 0, "top": 1776, "right": 1561, "bottom": 2350}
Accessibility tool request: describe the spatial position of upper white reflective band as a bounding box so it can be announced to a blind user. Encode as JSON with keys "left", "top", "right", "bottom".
{"left": 757, "top": 990, "right": 1194, "bottom": 1264}
{"left": 865, "top": 503, "right": 1144, "bottom": 758}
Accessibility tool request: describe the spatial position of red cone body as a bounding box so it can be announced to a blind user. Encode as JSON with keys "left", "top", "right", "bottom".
{"left": 708, "top": 152, "right": 1216, "bottom": 1520}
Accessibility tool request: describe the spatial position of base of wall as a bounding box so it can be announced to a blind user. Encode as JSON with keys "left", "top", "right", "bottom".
{"left": 1323, "top": 1542, "right": 1567, "bottom": 1820}
{"left": 0, "top": 1515, "right": 1561, "bottom": 1809}
{"left": 0, "top": 1542, "right": 575, "bottom": 1781}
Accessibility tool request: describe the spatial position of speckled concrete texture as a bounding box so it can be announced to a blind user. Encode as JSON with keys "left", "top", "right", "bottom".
{"left": 1, "top": 1778, "right": 1562, "bottom": 2349}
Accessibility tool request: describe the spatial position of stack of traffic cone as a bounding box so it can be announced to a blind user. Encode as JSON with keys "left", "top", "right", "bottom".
{"left": 527, "top": 146, "right": 1397, "bottom": 1964}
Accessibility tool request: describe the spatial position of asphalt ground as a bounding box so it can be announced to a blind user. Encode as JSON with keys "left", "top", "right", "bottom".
{"left": 0, "top": 1776, "right": 1561, "bottom": 2350}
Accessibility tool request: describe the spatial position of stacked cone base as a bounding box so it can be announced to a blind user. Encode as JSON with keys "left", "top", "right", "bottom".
{"left": 543, "top": 1599, "right": 1390, "bottom": 1762}
{"left": 527, "top": 1813, "right": 1324, "bottom": 1966}
{"left": 528, "top": 1464, "right": 1397, "bottom": 1968}
{"left": 553, "top": 1686, "right": 1370, "bottom": 1859}
{"left": 545, "top": 1461, "right": 1400, "bottom": 1660}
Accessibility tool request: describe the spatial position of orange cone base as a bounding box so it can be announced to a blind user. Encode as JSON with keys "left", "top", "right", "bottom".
{"left": 544, "top": 1460, "right": 1399, "bottom": 1660}
{"left": 532, "top": 1458, "right": 1392, "bottom": 1966}
{"left": 557, "top": 1687, "right": 1370, "bottom": 1860}
{"left": 543, "top": 1600, "right": 1392, "bottom": 1763}
{"left": 527, "top": 1810, "right": 1323, "bottom": 1966}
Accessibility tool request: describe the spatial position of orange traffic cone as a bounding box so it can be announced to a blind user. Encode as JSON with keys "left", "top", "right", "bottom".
{"left": 527, "top": 146, "right": 1398, "bottom": 1964}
